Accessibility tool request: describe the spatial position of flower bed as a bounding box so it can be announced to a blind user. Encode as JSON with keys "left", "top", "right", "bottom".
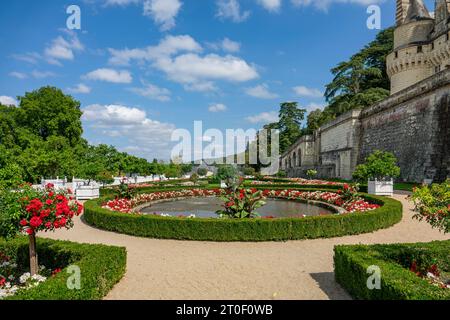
{"left": 334, "top": 240, "right": 450, "bottom": 300}
{"left": 0, "top": 237, "right": 126, "bottom": 300}
{"left": 83, "top": 186, "right": 402, "bottom": 241}
{"left": 101, "top": 188, "right": 380, "bottom": 216}
{"left": 0, "top": 250, "right": 60, "bottom": 299}
{"left": 251, "top": 177, "right": 344, "bottom": 186}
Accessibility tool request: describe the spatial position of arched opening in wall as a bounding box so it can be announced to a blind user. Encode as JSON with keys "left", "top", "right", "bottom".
{"left": 298, "top": 149, "right": 302, "bottom": 167}
{"left": 293, "top": 152, "right": 297, "bottom": 168}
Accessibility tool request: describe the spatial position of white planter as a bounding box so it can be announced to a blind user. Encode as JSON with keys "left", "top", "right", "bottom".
{"left": 368, "top": 179, "right": 394, "bottom": 196}
{"left": 75, "top": 186, "right": 100, "bottom": 200}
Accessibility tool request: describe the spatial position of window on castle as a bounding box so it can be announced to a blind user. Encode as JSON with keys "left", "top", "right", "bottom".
{"left": 417, "top": 46, "right": 422, "bottom": 53}
{"left": 395, "top": 51, "right": 398, "bottom": 58}
{"left": 431, "top": 42, "right": 434, "bottom": 50}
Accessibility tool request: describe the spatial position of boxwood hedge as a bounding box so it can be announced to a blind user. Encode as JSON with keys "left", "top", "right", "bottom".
{"left": 0, "top": 237, "right": 126, "bottom": 300}
{"left": 84, "top": 187, "right": 402, "bottom": 241}
{"left": 334, "top": 240, "right": 450, "bottom": 300}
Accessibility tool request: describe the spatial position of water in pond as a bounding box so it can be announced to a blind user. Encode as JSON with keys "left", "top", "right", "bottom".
{"left": 140, "top": 197, "right": 336, "bottom": 218}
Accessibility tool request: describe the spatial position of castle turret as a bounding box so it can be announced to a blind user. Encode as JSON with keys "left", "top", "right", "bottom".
{"left": 387, "top": 0, "right": 435, "bottom": 94}
{"left": 396, "top": 0, "right": 410, "bottom": 25}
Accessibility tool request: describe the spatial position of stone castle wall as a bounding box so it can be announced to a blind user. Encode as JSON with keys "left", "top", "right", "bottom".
{"left": 281, "top": 69, "right": 450, "bottom": 183}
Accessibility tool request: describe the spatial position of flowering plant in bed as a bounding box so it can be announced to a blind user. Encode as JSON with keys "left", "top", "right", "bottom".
{"left": 0, "top": 251, "right": 62, "bottom": 299}
{"left": 103, "top": 188, "right": 380, "bottom": 217}
{"left": 216, "top": 188, "right": 266, "bottom": 219}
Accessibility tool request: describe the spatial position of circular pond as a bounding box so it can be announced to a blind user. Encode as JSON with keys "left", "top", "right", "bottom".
{"left": 139, "top": 197, "right": 336, "bottom": 218}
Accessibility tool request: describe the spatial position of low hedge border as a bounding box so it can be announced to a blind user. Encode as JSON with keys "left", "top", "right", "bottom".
{"left": 0, "top": 237, "right": 126, "bottom": 300}
{"left": 84, "top": 186, "right": 402, "bottom": 241}
{"left": 334, "top": 240, "right": 450, "bottom": 300}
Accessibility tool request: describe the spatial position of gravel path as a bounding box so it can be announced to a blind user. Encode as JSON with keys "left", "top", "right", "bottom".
{"left": 41, "top": 194, "right": 449, "bottom": 300}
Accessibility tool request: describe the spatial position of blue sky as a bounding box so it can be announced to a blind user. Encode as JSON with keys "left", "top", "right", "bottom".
{"left": 0, "top": 0, "right": 431, "bottom": 161}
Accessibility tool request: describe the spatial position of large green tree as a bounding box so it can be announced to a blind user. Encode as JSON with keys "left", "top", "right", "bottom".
{"left": 15, "top": 86, "right": 83, "bottom": 147}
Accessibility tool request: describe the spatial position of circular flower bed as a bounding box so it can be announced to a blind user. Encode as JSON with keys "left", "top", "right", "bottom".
{"left": 82, "top": 185, "right": 402, "bottom": 241}
{"left": 102, "top": 188, "right": 380, "bottom": 217}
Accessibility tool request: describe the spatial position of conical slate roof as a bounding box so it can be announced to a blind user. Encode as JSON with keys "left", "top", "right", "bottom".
{"left": 404, "top": 0, "right": 432, "bottom": 23}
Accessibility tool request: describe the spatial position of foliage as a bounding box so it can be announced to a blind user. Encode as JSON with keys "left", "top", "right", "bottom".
{"left": 190, "top": 173, "right": 199, "bottom": 184}
{"left": 352, "top": 150, "right": 400, "bottom": 182}
{"left": 118, "top": 180, "right": 137, "bottom": 200}
{"left": 84, "top": 186, "right": 402, "bottom": 241}
{"left": 197, "top": 168, "right": 208, "bottom": 176}
{"left": 243, "top": 167, "right": 256, "bottom": 176}
{"left": 217, "top": 165, "right": 239, "bottom": 188}
{"left": 304, "top": 28, "right": 393, "bottom": 134}
{"left": 306, "top": 169, "right": 318, "bottom": 179}
{"left": 334, "top": 241, "right": 450, "bottom": 300}
{"left": 339, "top": 183, "right": 360, "bottom": 202}
{"left": 216, "top": 189, "right": 266, "bottom": 219}
{"left": 264, "top": 102, "right": 306, "bottom": 154}
{"left": 0, "top": 87, "right": 188, "bottom": 184}
{"left": 409, "top": 180, "right": 450, "bottom": 234}
{"left": 276, "top": 170, "right": 287, "bottom": 178}
{"left": 0, "top": 237, "right": 126, "bottom": 300}
{"left": 0, "top": 184, "right": 38, "bottom": 239}
{"left": 0, "top": 164, "right": 25, "bottom": 189}
{"left": 324, "top": 28, "right": 393, "bottom": 117}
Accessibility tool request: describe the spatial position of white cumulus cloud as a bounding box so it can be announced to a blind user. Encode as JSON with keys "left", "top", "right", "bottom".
{"left": 82, "top": 103, "right": 177, "bottom": 160}
{"left": 246, "top": 84, "right": 278, "bottom": 99}
{"left": 216, "top": 0, "right": 250, "bottom": 23}
{"left": 67, "top": 83, "right": 92, "bottom": 94}
{"left": 44, "top": 32, "right": 84, "bottom": 65}
{"left": 246, "top": 111, "right": 279, "bottom": 124}
{"left": 143, "top": 0, "right": 182, "bottom": 31}
{"left": 293, "top": 85, "right": 323, "bottom": 98}
{"left": 108, "top": 35, "right": 258, "bottom": 92}
{"left": 84, "top": 68, "right": 133, "bottom": 83}
{"left": 129, "top": 82, "right": 171, "bottom": 102}
{"left": 208, "top": 103, "right": 227, "bottom": 112}
{"left": 0, "top": 96, "right": 18, "bottom": 106}
{"left": 257, "top": 0, "right": 282, "bottom": 12}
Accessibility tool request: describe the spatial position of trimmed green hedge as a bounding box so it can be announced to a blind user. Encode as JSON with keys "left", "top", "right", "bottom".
{"left": 334, "top": 240, "right": 450, "bottom": 300}
{"left": 0, "top": 237, "right": 126, "bottom": 300}
{"left": 84, "top": 187, "right": 402, "bottom": 241}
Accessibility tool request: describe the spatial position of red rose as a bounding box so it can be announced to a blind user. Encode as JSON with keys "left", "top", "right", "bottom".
{"left": 0, "top": 277, "right": 6, "bottom": 287}
{"left": 26, "top": 228, "right": 34, "bottom": 235}
{"left": 30, "top": 216, "right": 43, "bottom": 229}
{"left": 46, "top": 199, "right": 53, "bottom": 205}
{"left": 20, "top": 219, "right": 28, "bottom": 226}
{"left": 45, "top": 222, "right": 52, "bottom": 229}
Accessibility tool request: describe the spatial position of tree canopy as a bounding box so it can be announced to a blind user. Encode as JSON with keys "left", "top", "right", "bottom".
{"left": 0, "top": 86, "right": 189, "bottom": 183}
{"left": 306, "top": 27, "right": 394, "bottom": 133}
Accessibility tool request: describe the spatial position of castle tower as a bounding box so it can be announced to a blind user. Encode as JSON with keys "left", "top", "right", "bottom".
{"left": 387, "top": 0, "right": 435, "bottom": 94}
{"left": 396, "top": 0, "right": 410, "bottom": 25}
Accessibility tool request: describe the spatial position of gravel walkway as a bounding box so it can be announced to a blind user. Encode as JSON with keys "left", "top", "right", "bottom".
{"left": 41, "top": 194, "right": 449, "bottom": 300}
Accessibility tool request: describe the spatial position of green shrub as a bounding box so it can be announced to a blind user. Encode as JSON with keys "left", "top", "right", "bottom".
{"left": 334, "top": 240, "right": 450, "bottom": 300}
{"left": 197, "top": 168, "right": 208, "bottom": 176}
{"left": 0, "top": 237, "right": 126, "bottom": 300}
{"left": 353, "top": 150, "right": 401, "bottom": 182}
{"left": 84, "top": 186, "right": 402, "bottom": 241}
{"left": 409, "top": 179, "right": 449, "bottom": 233}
